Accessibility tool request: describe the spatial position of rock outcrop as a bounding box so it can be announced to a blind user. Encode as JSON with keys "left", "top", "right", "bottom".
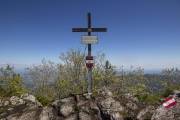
{"left": 1, "top": 89, "right": 180, "bottom": 120}
{"left": 96, "top": 88, "right": 125, "bottom": 120}
{"left": 0, "top": 89, "right": 127, "bottom": 120}
{"left": 151, "top": 92, "right": 180, "bottom": 120}
{"left": 0, "top": 94, "right": 43, "bottom": 120}
{"left": 137, "top": 106, "right": 155, "bottom": 120}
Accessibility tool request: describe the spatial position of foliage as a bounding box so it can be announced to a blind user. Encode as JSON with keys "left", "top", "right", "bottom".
{"left": 93, "top": 53, "right": 116, "bottom": 90}
{"left": 144, "top": 94, "right": 161, "bottom": 105}
{"left": 56, "top": 79, "right": 72, "bottom": 98}
{"left": 1, "top": 49, "right": 180, "bottom": 107}
{"left": 0, "top": 65, "right": 26, "bottom": 97}
{"left": 127, "top": 83, "right": 149, "bottom": 102}
{"left": 26, "top": 59, "right": 57, "bottom": 103}
{"left": 8, "top": 74, "right": 26, "bottom": 96}
{"left": 0, "top": 86, "right": 6, "bottom": 97}
{"left": 55, "top": 49, "right": 116, "bottom": 98}
{"left": 36, "top": 95, "right": 52, "bottom": 106}
{"left": 56, "top": 49, "right": 87, "bottom": 98}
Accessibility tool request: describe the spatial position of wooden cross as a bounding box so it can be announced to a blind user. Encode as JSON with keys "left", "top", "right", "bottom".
{"left": 72, "top": 12, "right": 107, "bottom": 95}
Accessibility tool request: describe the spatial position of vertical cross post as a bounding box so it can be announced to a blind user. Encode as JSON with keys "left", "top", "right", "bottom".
{"left": 87, "top": 13, "right": 92, "bottom": 94}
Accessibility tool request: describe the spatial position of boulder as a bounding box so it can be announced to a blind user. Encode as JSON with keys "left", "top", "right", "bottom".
{"left": 137, "top": 106, "right": 155, "bottom": 120}
{"left": 79, "top": 111, "right": 92, "bottom": 120}
{"left": 0, "top": 99, "right": 2, "bottom": 107}
{"left": 21, "top": 94, "right": 36, "bottom": 103}
{"left": 64, "top": 114, "right": 77, "bottom": 120}
{"left": 3, "top": 101, "right": 10, "bottom": 106}
{"left": 3, "top": 103, "right": 43, "bottom": 120}
{"left": 99, "top": 97, "right": 124, "bottom": 112}
{"left": 60, "top": 103, "right": 75, "bottom": 117}
{"left": 124, "top": 93, "right": 139, "bottom": 103}
{"left": 151, "top": 96, "right": 180, "bottom": 120}
{"left": 10, "top": 96, "right": 25, "bottom": 105}
{"left": 39, "top": 107, "right": 54, "bottom": 120}
{"left": 60, "top": 97, "right": 75, "bottom": 103}
{"left": 97, "top": 94, "right": 124, "bottom": 120}
{"left": 126, "top": 101, "right": 138, "bottom": 111}
{"left": 98, "top": 87, "right": 113, "bottom": 98}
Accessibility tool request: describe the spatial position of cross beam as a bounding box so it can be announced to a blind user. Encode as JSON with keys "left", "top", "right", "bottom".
{"left": 72, "top": 12, "right": 107, "bottom": 95}
{"left": 72, "top": 28, "right": 107, "bottom": 32}
{"left": 72, "top": 13, "right": 107, "bottom": 33}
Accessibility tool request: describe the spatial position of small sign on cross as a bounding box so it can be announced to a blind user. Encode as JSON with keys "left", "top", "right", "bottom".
{"left": 81, "top": 36, "right": 98, "bottom": 44}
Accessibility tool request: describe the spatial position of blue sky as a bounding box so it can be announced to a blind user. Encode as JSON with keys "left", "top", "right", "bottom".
{"left": 0, "top": 0, "right": 180, "bottom": 69}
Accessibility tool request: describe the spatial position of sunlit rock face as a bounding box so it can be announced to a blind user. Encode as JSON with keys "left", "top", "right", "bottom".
{"left": 1, "top": 89, "right": 180, "bottom": 120}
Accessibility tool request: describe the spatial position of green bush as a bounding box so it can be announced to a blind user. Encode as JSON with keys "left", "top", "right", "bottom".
{"left": 162, "top": 87, "right": 173, "bottom": 97}
{"left": 144, "top": 94, "right": 161, "bottom": 105}
{"left": 128, "top": 83, "right": 149, "bottom": 101}
{"left": 36, "top": 95, "right": 52, "bottom": 106}
{"left": 0, "top": 65, "right": 26, "bottom": 97}
{"left": 136, "top": 94, "right": 148, "bottom": 102}
{"left": 0, "top": 86, "right": 6, "bottom": 97}
{"left": 8, "top": 74, "right": 26, "bottom": 96}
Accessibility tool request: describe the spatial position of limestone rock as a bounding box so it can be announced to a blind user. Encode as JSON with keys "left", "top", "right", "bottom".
{"left": 98, "top": 95, "right": 124, "bottom": 120}
{"left": 98, "top": 87, "right": 113, "bottom": 98}
{"left": 151, "top": 96, "right": 180, "bottom": 120}
{"left": 39, "top": 107, "right": 54, "bottom": 120}
{"left": 99, "top": 97, "right": 124, "bottom": 112}
{"left": 124, "top": 93, "right": 139, "bottom": 103}
{"left": 126, "top": 101, "right": 138, "bottom": 111}
{"left": 60, "top": 103, "right": 75, "bottom": 117}
{"left": 10, "top": 96, "right": 25, "bottom": 105}
{"left": 79, "top": 111, "right": 92, "bottom": 120}
{"left": 21, "top": 94, "right": 36, "bottom": 103}
{"left": 0, "top": 99, "right": 2, "bottom": 107}
{"left": 60, "top": 97, "right": 75, "bottom": 103}
{"left": 64, "top": 114, "right": 77, "bottom": 120}
{"left": 137, "top": 106, "right": 155, "bottom": 120}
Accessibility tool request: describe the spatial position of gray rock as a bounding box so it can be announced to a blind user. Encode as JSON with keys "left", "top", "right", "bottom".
{"left": 110, "top": 112, "right": 123, "bottom": 120}
{"left": 151, "top": 97, "right": 180, "bottom": 120}
{"left": 151, "top": 107, "right": 174, "bottom": 120}
{"left": 99, "top": 97, "right": 124, "bottom": 112}
{"left": 98, "top": 87, "right": 113, "bottom": 98}
{"left": 126, "top": 101, "right": 138, "bottom": 110}
{"left": 60, "top": 103, "right": 75, "bottom": 117}
{"left": 0, "top": 99, "right": 2, "bottom": 107}
{"left": 98, "top": 96, "right": 124, "bottom": 120}
{"left": 60, "top": 97, "right": 74, "bottom": 103}
{"left": 124, "top": 93, "right": 139, "bottom": 103}
{"left": 21, "top": 94, "right": 36, "bottom": 103}
{"left": 64, "top": 114, "right": 77, "bottom": 120}
{"left": 4, "top": 101, "right": 10, "bottom": 106}
{"left": 52, "top": 100, "right": 60, "bottom": 107}
{"left": 39, "top": 107, "right": 54, "bottom": 120}
{"left": 22, "top": 94, "right": 42, "bottom": 107}
{"left": 79, "top": 111, "right": 92, "bottom": 120}
{"left": 173, "top": 90, "right": 180, "bottom": 95}
{"left": 137, "top": 106, "right": 155, "bottom": 120}
{"left": 6, "top": 111, "right": 36, "bottom": 120}
{"left": 10, "top": 96, "right": 25, "bottom": 105}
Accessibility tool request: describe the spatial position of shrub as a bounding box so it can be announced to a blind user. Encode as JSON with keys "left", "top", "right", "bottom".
{"left": 0, "top": 65, "right": 26, "bottom": 97}
{"left": 144, "top": 94, "right": 161, "bottom": 105}
{"left": 36, "top": 95, "right": 52, "bottom": 106}
{"left": 162, "top": 87, "right": 174, "bottom": 97}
